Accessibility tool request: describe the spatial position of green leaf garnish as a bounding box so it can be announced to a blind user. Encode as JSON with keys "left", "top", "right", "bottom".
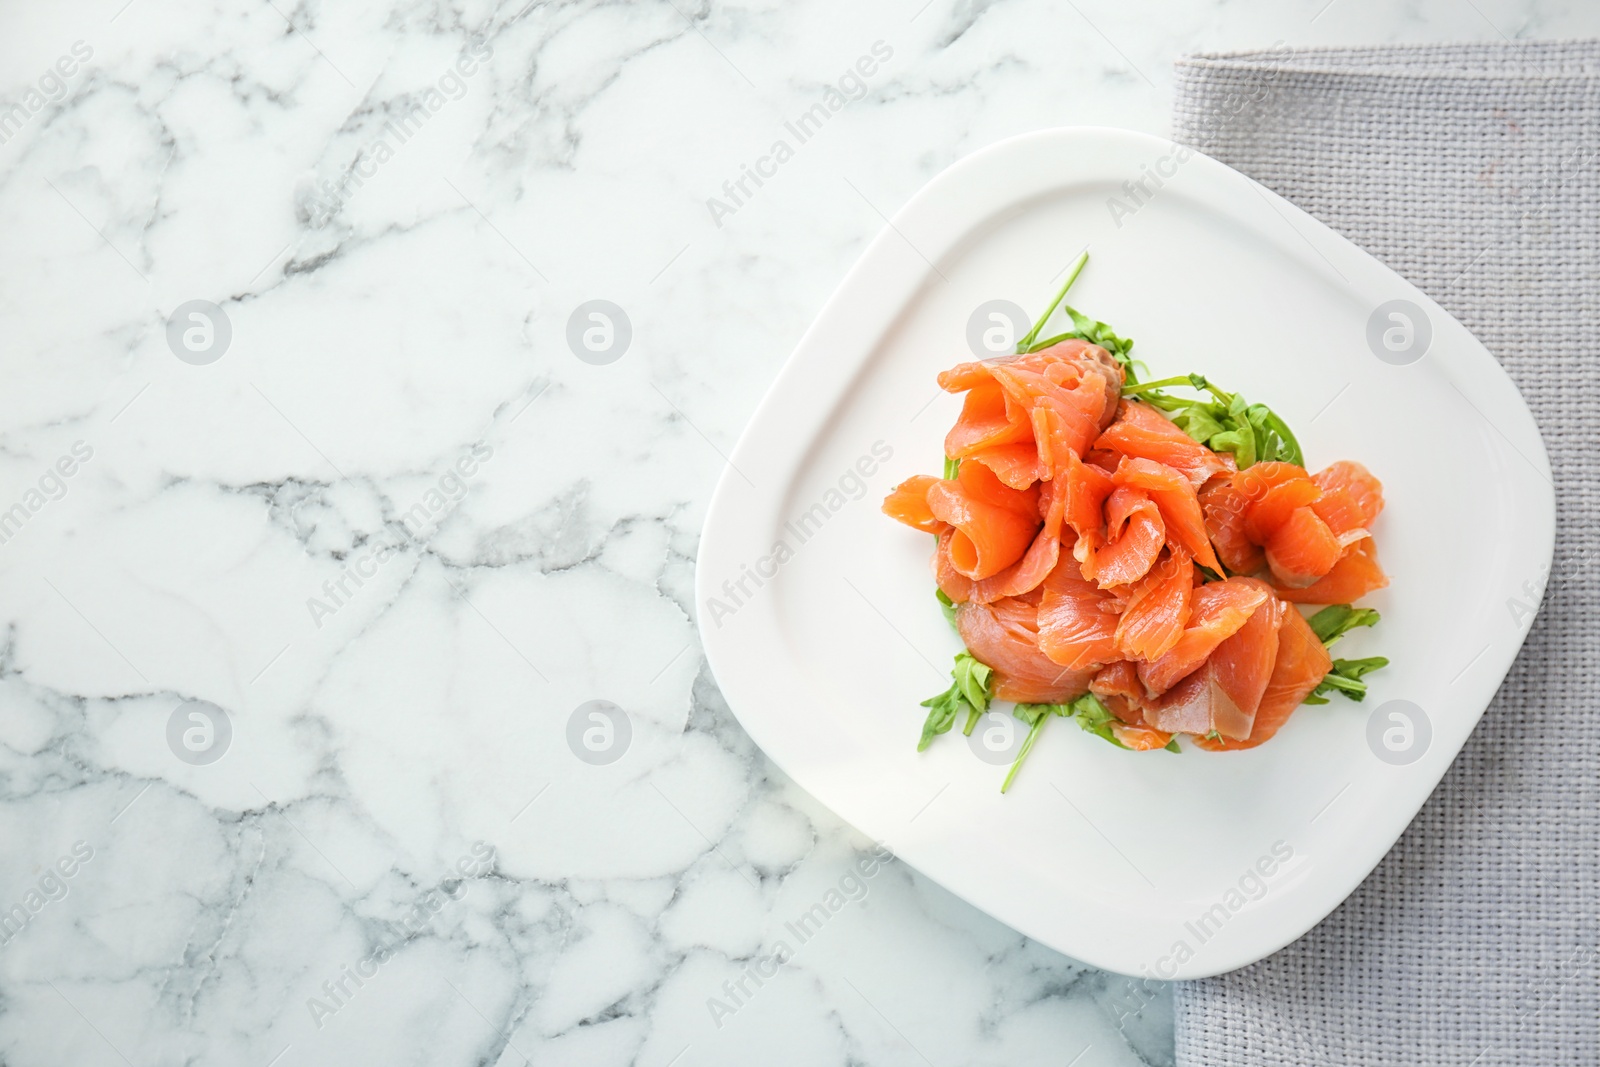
{"left": 943, "top": 455, "right": 960, "bottom": 480}
{"left": 1131, "top": 374, "right": 1303, "bottom": 469}
{"left": 1022, "top": 305, "right": 1135, "bottom": 369}
{"left": 918, "top": 651, "right": 992, "bottom": 751}
{"left": 1017, "top": 251, "right": 1090, "bottom": 351}
{"left": 1308, "top": 656, "right": 1390, "bottom": 703}
{"left": 934, "top": 588, "right": 959, "bottom": 632}
{"left": 1000, "top": 692, "right": 1144, "bottom": 793}
{"left": 1303, "top": 606, "right": 1388, "bottom": 702}
{"left": 1307, "top": 605, "right": 1381, "bottom": 646}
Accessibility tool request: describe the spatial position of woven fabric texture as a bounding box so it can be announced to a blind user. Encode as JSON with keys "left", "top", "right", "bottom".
{"left": 1169, "top": 41, "right": 1600, "bottom": 1067}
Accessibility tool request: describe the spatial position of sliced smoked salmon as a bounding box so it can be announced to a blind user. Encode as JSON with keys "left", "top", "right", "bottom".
{"left": 882, "top": 475, "right": 944, "bottom": 534}
{"left": 1200, "top": 476, "right": 1267, "bottom": 576}
{"left": 1276, "top": 536, "right": 1389, "bottom": 605}
{"left": 925, "top": 462, "right": 1042, "bottom": 580}
{"left": 1112, "top": 457, "right": 1224, "bottom": 574}
{"left": 1144, "top": 584, "right": 1283, "bottom": 740}
{"left": 965, "top": 442, "right": 1043, "bottom": 490}
{"left": 1264, "top": 505, "right": 1343, "bottom": 588}
{"left": 1113, "top": 547, "right": 1194, "bottom": 662}
{"left": 1095, "top": 400, "right": 1232, "bottom": 489}
{"left": 1036, "top": 556, "right": 1122, "bottom": 670}
{"left": 1080, "top": 485, "right": 1165, "bottom": 587}
{"left": 888, "top": 255, "right": 1386, "bottom": 766}
{"left": 1194, "top": 604, "right": 1331, "bottom": 750}
{"left": 1311, "top": 460, "right": 1384, "bottom": 535}
{"left": 1138, "top": 577, "right": 1272, "bottom": 695}
{"left": 957, "top": 596, "right": 1093, "bottom": 704}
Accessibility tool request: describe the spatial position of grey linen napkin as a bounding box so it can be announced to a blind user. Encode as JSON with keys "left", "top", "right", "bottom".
{"left": 1169, "top": 41, "right": 1600, "bottom": 1067}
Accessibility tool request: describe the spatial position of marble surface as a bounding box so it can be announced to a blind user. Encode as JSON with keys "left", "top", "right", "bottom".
{"left": 1, "top": 1, "right": 1593, "bottom": 1065}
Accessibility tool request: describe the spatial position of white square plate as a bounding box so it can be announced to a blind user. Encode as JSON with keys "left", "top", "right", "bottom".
{"left": 696, "top": 127, "right": 1553, "bottom": 978}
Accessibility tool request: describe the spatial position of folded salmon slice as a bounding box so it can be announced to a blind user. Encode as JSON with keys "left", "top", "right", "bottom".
{"left": 965, "top": 443, "right": 1043, "bottom": 490}
{"left": 1086, "top": 662, "right": 1175, "bottom": 751}
{"left": 1080, "top": 485, "right": 1165, "bottom": 587}
{"left": 1311, "top": 460, "right": 1384, "bottom": 535}
{"left": 1276, "top": 536, "right": 1389, "bottom": 604}
{"left": 1094, "top": 401, "right": 1232, "bottom": 489}
{"left": 1062, "top": 450, "right": 1116, "bottom": 554}
{"left": 1113, "top": 547, "right": 1195, "bottom": 661}
{"left": 943, "top": 378, "right": 1032, "bottom": 459}
{"left": 1112, "top": 457, "right": 1224, "bottom": 574}
{"left": 925, "top": 463, "right": 1042, "bottom": 580}
{"left": 933, "top": 529, "right": 974, "bottom": 604}
{"left": 1264, "top": 505, "right": 1343, "bottom": 588}
{"left": 1137, "top": 577, "right": 1272, "bottom": 695}
{"left": 1245, "top": 478, "right": 1322, "bottom": 543}
{"left": 970, "top": 469, "right": 1068, "bottom": 603}
{"left": 1144, "top": 583, "right": 1283, "bottom": 740}
{"left": 939, "top": 341, "right": 1123, "bottom": 472}
{"left": 882, "top": 475, "right": 944, "bottom": 534}
{"left": 957, "top": 596, "right": 1094, "bottom": 703}
{"left": 1200, "top": 477, "right": 1266, "bottom": 575}
{"left": 1194, "top": 604, "right": 1331, "bottom": 750}
{"left": 1036, "top": 555, "right": 1122, "bottom": 670}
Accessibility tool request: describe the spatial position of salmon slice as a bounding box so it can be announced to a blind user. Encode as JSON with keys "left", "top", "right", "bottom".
{"left": 993, "top": 363, "right": 1114, "bottom": 466}
{"left": 1062, "top": 449, "right": 1116, "bottom": 556}
{"left": 927, "top": 482, "right": 1039, "bottom": 581}
{"left": 1200, "top": 477, "right": 1266, "bottom": 576}
{"left": 1264, "top": 506, "right": 1343, "bottom": 588}
{"left": 1244, "top": 478, "right": 1322, "bottom": 543}
{"left": 971, "top": 470, "right": 1068, "bottom": 603}
{"left": 1090, "top": 660, "right": 1145, "bottom": 720}
{"left": 1194, "top": 605, "right": 1331, "bottom": 750}
{"left": 1023, "top": 339, "right": 1125, "bottom": 430}
{"left": 943, "top": 378, "right": 1032, "bottom": 459}
{"left": 1081, "top": 485, "right": 1164, "bottom": 587}
{"left": 1094, "top": 401, "right": 1232, "bottom": 489}
{"left": 954, "top": 460, "right": 1040, "bottom": 516}
{"left": 882, "top": 475, "right": 944, "bottom": 534}
{"left": 1144, "top": 585, "right": 1283, "bottom": 740}
{"left": 957, "top": 596, "right": 1094, "bottom": 703}
{"left": 1112, "top": 723, "right": 1177, "bottom": 750}
{"left": 1036, "top": 556, "right": 1122, "bottom": 670}
{"left": 1113, "top": 547, "right": 1195, "bottom": 661}
{"left": 1311, "top": 460, "right": 1384, "bottom": 535}
{"left": 1232, "top": 461, "right": 1311, "bottom": 503}
{"left": 933, "top": 530, "right": 974, "bottom": 604}
{"left": 1277, "top": 536, "right": 1389, "bottom": 604}
{"left": 965, "top": 443, "right": 1042, "bottom": 490}
{"left": 1138, "top": 577, "right": 1272, "bottom": 694}
{"left": 1112, "top": 457, "right": 1225, "bottom": 573}
{"left": 1088, "top": 662, "right": 1178, "bottom": 750}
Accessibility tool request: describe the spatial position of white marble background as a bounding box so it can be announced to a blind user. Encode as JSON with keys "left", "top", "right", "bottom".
{"left": 0, "top": 1, "right": 1592, "bottom": 1065}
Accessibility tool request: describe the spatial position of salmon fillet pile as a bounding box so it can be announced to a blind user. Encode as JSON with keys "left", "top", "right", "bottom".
{"left": 883, "top": 339, "right": 1388, "bottom": 753}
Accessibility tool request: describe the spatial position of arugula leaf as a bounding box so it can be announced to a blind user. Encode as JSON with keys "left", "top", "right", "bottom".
{"left": 918, "top": 652, "right": 992, "bottom": 751}
{"left": 1302, "top": 606, "right": 1389, "bottom": 702}
{"left": 999, "top": 702, "right": 1060, "bottom": 793}
{"left": 1128, "top": 374, "right": 1304, "bottom": 469}
{"left": 1307, "top": 605, "right": 1382, "bottom": 646}
{"left": 934, "top": 588, "right": 959, "bottom": 631}
{"left": 1024, "top": 304, "right": 1137, "bottom": 364}
{"left": 1065, "top": 691, "right": 1130, "bottom": 750}
{"left": 943, "top": 455, "right": 961, "bottom": 480}
{"left": 1000, "top": 692, "right": 1139, "bottom": 793}
{"left": 1164, "top": 737, "right": 1181, "bottom": 753}
{"left": 1017, "top": 251, "right": 1090, "bottom": 351}
{"left": 1306, "top": 656, "right": 1390, "bottom": 703}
